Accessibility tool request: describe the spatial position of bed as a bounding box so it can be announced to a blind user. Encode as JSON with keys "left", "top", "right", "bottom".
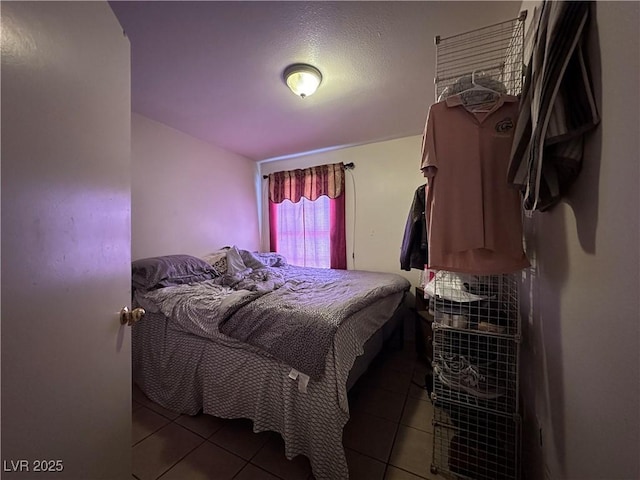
{"left": 131, "top": 248, "right": 411, "bottom": 479}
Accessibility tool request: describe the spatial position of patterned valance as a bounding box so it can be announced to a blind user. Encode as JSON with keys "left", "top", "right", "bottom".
{"left": 268, "top": 162, "right": 345, "bottom": 204}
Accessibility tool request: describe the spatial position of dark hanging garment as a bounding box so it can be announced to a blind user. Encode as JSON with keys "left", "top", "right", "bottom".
{"left": 400, "top": 184, "right": 428, "bottom": 271}
{"left": 508, "top": 0, "right": 599, "bottom": 212}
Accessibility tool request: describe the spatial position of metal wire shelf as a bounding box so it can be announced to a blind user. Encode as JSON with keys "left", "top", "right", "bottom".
{"left": 428, "top": 11, "right": 527, "bottom": 479}
{"left": 435, "top": 11, "right": 526, "bottom": 101}
{"left": 428, "top": 272, "right": 521, "bottom": 338}
{"left": 431, "top": 327, "right": 519, "bottom": 415}
{"left": 431, "top": 402, "right": 520, "bottom": 480}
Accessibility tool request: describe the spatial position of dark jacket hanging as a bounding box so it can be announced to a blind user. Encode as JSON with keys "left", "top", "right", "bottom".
{"left": 400, "top": 184, "right": 428, "bottom": 271}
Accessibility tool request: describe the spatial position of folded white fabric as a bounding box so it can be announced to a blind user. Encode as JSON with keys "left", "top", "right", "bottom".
{"left": 225, "top": 245, "right": 249, "bottom": 275}
{"left": 424, "top": 270, "right": 487, "bottom": 302}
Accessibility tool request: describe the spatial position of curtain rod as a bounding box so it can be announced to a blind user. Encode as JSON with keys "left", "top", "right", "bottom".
{"left": 262, "top": 162, "right": 355, "bottom": 179}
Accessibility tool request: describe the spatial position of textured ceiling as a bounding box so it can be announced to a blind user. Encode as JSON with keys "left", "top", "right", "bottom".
{"left": 110, "top": 1, "right": 522, "bottom": 161}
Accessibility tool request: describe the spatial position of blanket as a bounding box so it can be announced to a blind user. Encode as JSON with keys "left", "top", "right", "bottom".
{"left": 139, "top": 264, "right": 410, "bottom": 380}
{"left": 218, "top": 265, "right": 410, "bottom": 380}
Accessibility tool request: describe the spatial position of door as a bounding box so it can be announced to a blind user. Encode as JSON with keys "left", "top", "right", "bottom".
{"left": 1, "top": 2, "right": 131, "bottom": 478}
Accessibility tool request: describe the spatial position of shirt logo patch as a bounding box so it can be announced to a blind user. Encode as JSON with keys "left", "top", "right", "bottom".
{"left": 495, "top": 118, "right": 514, "bottom": 133}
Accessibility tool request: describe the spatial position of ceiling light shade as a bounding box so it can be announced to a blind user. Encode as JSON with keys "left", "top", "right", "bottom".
{"left": 283, "top": 64, "right": 322, "bottom": 98}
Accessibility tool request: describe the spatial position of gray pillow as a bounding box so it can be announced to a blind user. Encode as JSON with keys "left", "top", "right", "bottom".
{"left": 132, "top": 254, "right": 218, "bottom": 291}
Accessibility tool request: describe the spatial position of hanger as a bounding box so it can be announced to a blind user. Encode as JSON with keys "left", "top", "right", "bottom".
{"left": 451, "top": 71, "right": 505, "bottom": 111}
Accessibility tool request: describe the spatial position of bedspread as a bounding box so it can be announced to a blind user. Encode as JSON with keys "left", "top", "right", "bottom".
{"left": 218, "top": 265, "right": 410, "bottom": 380}
{"left": 133, "top": 291, "right": 406, "bottom": 480}
{"left": 142, "top": 264, "right": 409, "bottom": 381}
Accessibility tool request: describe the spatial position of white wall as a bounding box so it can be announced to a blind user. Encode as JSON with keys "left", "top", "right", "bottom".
{"left": 518, "top": 2, "right": 640, "bottom": 479}
{"left": 259, "top": 137, "right": 427, "bottom": 290}
{"left": 132, "top": 113, "right": 260, "bottom": 259}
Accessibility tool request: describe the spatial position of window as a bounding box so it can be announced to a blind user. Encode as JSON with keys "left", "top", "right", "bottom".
{"left": 268, "top": 163, "right": 346, "bottom": 269}
{"left": 275, "top": 196, "right": 330, "bottom": 268}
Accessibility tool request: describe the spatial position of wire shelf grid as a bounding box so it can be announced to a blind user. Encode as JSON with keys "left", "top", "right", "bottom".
{"left": 427, "top": 272, "right": 521, "bottom": 338}
{"left": 435, "top": 13, "right": 526, "bottom": 101}
{"left": 431, "top": 402, "right": 520, "bottom": 480}
{"left": 431, "top": 327, "right": 519, "bottom": 415}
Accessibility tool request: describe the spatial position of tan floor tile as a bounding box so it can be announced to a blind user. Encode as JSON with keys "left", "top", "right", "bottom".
{"left": 132, "top": 423, "right": 204, "bottom": 480}
{"left": 174, "top": 412, "right": 227, "bottom": 438}
{"left": 235, "top": 464, "right": 280, "bottom": 480}
{"left": 160, "top": 441, "right": 246, "bottom": 480}
{"left": 384, "top": 465, "right": 427, "bottom": 479}
{"left": 345, "top": 448, "right": 386, "bottom": 480}
{"left": 132, "top": 406, "right": 172, "bottom": 445}
{"left": 209, "top": 418, "right": 275, "bottom": 460}
{"left": 388, "top": 425, "right": 434, "bottom": 478}
{"left": 400, "top": 397, "right": 434, "bottom": 433}
{"left": 251, "top": 436, "right": 312, "bottom": 480}
{"left": 349, "top": 386, "right": 407, "bottom": 423}
{"left": 343, "top": 410, "right": 398, "bottom": 463}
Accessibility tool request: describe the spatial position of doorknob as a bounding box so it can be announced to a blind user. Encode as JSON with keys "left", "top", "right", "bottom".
{"left": 120, "top": 306, "right": 145, "bottom": 326}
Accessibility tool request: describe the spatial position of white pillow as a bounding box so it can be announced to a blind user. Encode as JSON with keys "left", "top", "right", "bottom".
{"left": 225, "top": 245, "right": 247, "bottom": 275}
{"left": 201, "top": 249, "right": 228, "bottom": 275}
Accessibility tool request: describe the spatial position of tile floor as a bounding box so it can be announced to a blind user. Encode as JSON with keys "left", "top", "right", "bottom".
{"left": 132, "top": 340, "right": 448, "bottom": 480}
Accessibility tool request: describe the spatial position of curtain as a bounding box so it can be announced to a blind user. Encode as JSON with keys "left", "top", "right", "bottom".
{"left": 268, "top": 163, "right": 346, "bottom": 269}
{"left": 268, "top": 162, "right": 344, "bottom": 204}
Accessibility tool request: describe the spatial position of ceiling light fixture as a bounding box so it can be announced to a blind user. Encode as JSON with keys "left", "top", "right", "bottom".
{"left": 283, "top": 64, "right": 322, "bottom": 98}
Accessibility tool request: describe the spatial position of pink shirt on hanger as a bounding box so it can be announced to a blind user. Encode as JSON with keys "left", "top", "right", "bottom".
{"left": 421, "top": 94, "right": 530, "bottom": 275}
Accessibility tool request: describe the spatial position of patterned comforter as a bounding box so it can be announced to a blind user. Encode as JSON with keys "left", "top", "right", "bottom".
{"left": 141, "top": 264, "right": 409, "bottom": 381}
